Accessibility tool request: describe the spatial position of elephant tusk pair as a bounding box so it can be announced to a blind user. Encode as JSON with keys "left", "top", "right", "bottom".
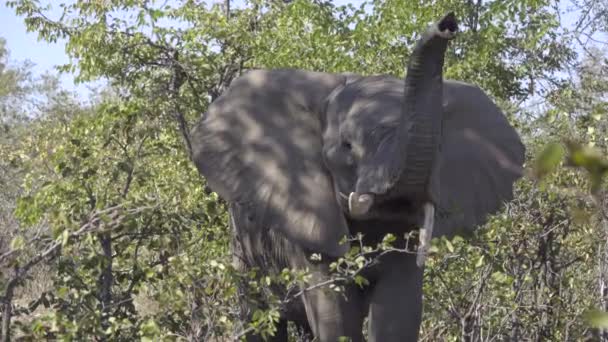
{"left": 347, "top": 192, "right": 433, "bottom": 268}
{"left": 416, "top": 202, "right": 435, "bottom": 268}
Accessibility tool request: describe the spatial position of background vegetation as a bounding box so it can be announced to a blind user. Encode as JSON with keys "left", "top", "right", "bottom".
{"left": 1, "top": 0, "right": 607, "bottom": 340}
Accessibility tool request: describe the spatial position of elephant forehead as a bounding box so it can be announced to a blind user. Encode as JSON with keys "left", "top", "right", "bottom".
{"left": 339, "top": 94, "right": 403, "bottom": 144}
{"left": 345, "top": 97, "right": 402, "bottom": 125}
{"left": 334, "top": 76, "right": 404, "bottom": 126}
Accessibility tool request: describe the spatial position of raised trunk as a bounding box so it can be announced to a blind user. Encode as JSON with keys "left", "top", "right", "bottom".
{"left": 396, "top": 12, "right": 457, "bottom": 200}
{"left": 349, "top": 13, "right": 457, "bottom": 217}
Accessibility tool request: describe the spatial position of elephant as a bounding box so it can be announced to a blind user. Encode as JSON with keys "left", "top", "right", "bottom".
{"left": 190, "top": 12, "right": 525, "bottom": 342}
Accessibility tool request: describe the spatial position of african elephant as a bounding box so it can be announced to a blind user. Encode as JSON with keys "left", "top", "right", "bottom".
{"left": 191, "top": 12, "right": 525, "bottom": 342}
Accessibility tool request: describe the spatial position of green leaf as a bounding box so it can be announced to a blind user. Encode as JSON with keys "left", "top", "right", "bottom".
{"left": 382, "top": 233, "right": 396, "bottom": 246}
{"left": 10, "top": 235, "right": 25, "bottom": 251}
{"left": 585, "top": 310, "right": 608, "bottom": 328}
{"left": 445, "top": 239, "right": 454, "bottom": 253}
{"left": 61, "top": 229, "right": 69, "bottom": 246}
{"left": 139, "top": 318, "right": 161, "bottom": 340}
{"left": 475, "top": 255, "right": 485, "bottom": 268}
{"left": 533, "top": 142, "right": 565, "bottom": 179}
{"left": 354, "top": 275, "right": 369, "bottom": 287}
{"left": 565, "top": 140, "right": 608, "bottom": 193}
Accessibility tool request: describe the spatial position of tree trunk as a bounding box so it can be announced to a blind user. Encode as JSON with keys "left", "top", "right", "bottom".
{"left": 460, "top": 316, "right": 472, "bottom": 342}
{"left": 1, "top": 278, "right": 16, "bottom": 342}
{"left": 98, "top": 233, "right": 113, "bottom": 336}
{"left": 598, "top": 221, "right": 608, "bottom": 341}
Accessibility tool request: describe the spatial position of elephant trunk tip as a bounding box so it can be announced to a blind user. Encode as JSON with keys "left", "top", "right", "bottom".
{"left": 437, "top": 12, "right": 458, "bottom": 37}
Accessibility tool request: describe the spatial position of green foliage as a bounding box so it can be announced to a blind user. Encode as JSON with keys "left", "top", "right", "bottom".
{"left": 423, "top": 172, "right": 599, "bottom": 339}
{"left": 251, "top": 0, "right": 573, "bottom": 102}
{"left": 565, "top": 140, "right": 608, "bottom": 193}
{"left": 0, "top": 0, "right": 605, "bottom": 340}
{"left": 533, "top": 141, "right": 565, "bottom": 179}
{"left": 8, "top": 94, "right": 229, "bottom": 339}
{"left": 587, "top": 310, "right": 608, "bottom": 329}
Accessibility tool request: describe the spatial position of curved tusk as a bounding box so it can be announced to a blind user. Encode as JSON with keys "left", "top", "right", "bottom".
{"left": 348, "top": 192, "right": 374, "bottom": 217}
{"left": 416, "top": 202, "right": 435, "bottom": 268}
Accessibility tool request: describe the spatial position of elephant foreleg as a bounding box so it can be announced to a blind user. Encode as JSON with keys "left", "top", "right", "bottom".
{"left": 297, "top": 265, "right": 366, "bottom": 342}
{"left": 367, "top": 252, "right": 424, "bottom": 342}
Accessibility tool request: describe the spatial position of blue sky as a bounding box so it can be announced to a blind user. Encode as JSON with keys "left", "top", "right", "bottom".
{"left": 0, "top": 0, "right": 603, "bottom": 99}
{"left": 1, "top": 1, "right": 88, "bottom": 93}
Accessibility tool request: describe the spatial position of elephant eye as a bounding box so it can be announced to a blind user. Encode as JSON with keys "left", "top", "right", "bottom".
{"left": 341, "top": 140, "right": 352, "bottom": 151}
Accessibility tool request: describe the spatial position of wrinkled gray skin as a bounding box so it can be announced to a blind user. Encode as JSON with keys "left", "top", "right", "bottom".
{"left": 191, "top": 13, "right": 525, "bottom": 342}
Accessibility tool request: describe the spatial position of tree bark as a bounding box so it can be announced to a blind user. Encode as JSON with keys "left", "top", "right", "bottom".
{"left": 98, "top": 233, "right": 113, "bottom": 336}
{"left": 595, "top": 193, "right": 608, "bottom": 341}
{"left": 598, "top": 223, "right": 608, "bottom": 341}
{"left": 0, "top": 269, "right": 19, "bottom": 342}
{"left": 1, "top": 277, "right": 16, "bottom": 342}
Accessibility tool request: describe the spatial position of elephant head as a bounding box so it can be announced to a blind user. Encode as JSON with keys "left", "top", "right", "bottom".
{"left": 191, "top": 13, "right": 525, "bottom": 260}
{"left": 339, "top": 12, "right": 458, "bottom": 213}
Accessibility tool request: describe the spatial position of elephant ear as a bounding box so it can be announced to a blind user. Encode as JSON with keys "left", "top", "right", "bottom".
{"left": 191, "top": 69, "right": 351, "bottom": 257}
{"left": 434, "top": 80, "right": 525, "bottom": 238}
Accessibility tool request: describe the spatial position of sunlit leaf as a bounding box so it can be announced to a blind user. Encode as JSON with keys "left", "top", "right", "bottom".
{"left": 10, "top": 235, "right": 25, "bottom": 251}
{"left": 586, "top": 310, "right": 608, "bottom": 328}
{"left": 565, "top": 140, "right": 608, "bottom": 193}
{"left": 533, "top": 142, "right": 565, "bottom": 179}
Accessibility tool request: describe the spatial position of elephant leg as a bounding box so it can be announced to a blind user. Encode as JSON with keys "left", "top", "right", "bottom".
{"left": 367, "top": 251, "right": 424, "bottom": 342}
{"left": 298, "top": 267, "right": 365, "bottom": 342}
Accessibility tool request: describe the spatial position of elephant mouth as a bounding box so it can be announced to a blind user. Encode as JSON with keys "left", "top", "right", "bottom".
{"left": 338, "top": 191, "right": 416, "bottom": 220}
